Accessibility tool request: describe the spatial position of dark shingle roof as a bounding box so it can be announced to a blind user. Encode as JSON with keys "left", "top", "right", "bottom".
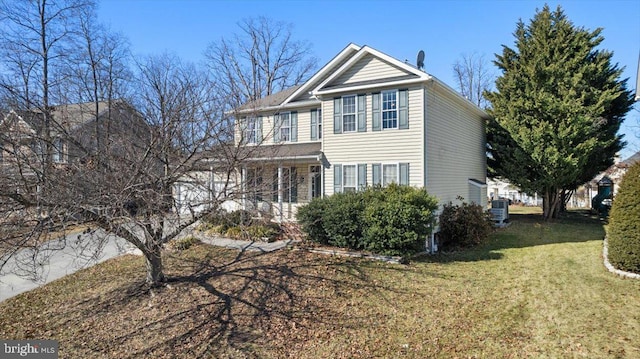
{"left": 237, "top": 85, "right": 303, "bottom": 112}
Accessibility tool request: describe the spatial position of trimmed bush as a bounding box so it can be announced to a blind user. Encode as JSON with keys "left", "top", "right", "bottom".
{"left": 438, "top": 199, "right": 494, "bottom": 249}
{"left": 607, "top": 162, "right": 640, "bottom": 273}
{"left": 321, "top": 191, "right": 368, "bottom": 249}
{"left": 296, "top": 196, "right": 330, "bottom": 244}
{"left": 363, "top": 184, "right": 438, "bottom": 256}
{"left": 297, "top": 184, "right": 438, "bottom": 256}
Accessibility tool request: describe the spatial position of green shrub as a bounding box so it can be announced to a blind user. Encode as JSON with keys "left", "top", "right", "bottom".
{"left": 297, "top": 184, "right": 438, "bottom": 256}
{"left": 202, "top": 209, "right": 254, "bottom": 229}
{"left": 246, "top": 224, "right": 280, "bottom": 242}
{"left": 170, "top": 236, "right": 200, "bottom": 251}
{"left": 321, "top": 191, "right": 368, "bottom": 249}
{"left": 607, "top": 162, "right": 640, "bottom": 273}
{"left": 225, "top": 226, "right": 242, "bottom": 239}
{"left": 363, "top": 184, "right": 438, "bottom": 256}
{"left": 227, "top": 210, "right": 254, "bottom": 227}
{"left": 296, "top": 197, "right": 330, "bottom": 244}
{"left": 438, "top": 198, "right": 494, "bottom": 249}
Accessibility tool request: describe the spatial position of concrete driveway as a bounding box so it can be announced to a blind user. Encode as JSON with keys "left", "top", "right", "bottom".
{"left": 0, "top": 229, "right": 137, "bottom": 302}
{"left": 0, "top": 225, "right": 296, "bottom": 303}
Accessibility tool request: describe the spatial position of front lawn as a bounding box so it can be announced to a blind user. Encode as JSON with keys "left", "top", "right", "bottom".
{"left": 0, "top": 212, "right": 638, "bottom": 358}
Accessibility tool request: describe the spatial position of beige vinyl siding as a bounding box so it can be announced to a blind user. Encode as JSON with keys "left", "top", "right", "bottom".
{"left": 323, "top": 86, "right": 424, "bottom": 195}
{"left": 425, "top": 84, "right": 487, "bottom": 207}
{"left": 330, "top": 54, "right": 408, "bottom": 87}
{"left": 236, "top": 107, "right": 322, "bottom": 145}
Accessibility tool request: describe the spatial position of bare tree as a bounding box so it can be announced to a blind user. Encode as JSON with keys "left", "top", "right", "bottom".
{"left": 205, "top": 16, "right": 317, "bottom": 109}
{"left": 453, "top": 52, "right": 493, "bottom": 109}
{"left": 1, "top": 8, "right": 317, "bottom": 289}
{"left": 1, "top": 53, "right": 243, "bottom": 286}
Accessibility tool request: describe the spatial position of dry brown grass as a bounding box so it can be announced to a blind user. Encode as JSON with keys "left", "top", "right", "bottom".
{"left": 1, "top": 212, "right": 639, "bottom": 358}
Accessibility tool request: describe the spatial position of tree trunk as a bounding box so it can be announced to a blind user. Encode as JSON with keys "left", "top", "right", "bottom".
{"left": 143, "top": 241, "right": 165, "bottom": 286}
{"left": 543, "top": 189, "right": 561, "bottom": 220}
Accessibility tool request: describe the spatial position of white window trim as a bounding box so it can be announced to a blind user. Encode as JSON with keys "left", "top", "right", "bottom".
{"left": 342, "top": 95, "right": 357, "bottom": 133}
{"left": 381, "top": 90, "right": 398, "bottom": 130}
{"left": 342, "top": 164, "right": 357, "bottom": 192}
{"left": 317, "top": 108, "right": 322, "bottom": 139}
{"left": 279, "top": 112, "right": 291, "bottom": 142}
{"left": 244, "top": 117, "right": 258, "bottom": 144}
{"left": 382, "top": 163, "right": 399, "bottom": 186}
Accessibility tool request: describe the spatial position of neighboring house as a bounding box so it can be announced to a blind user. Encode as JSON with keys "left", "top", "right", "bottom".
{"left": 0, "top": 100, "right": 148, "bottom": 215}
{"left": 222, "top": 43, "right": 489, "bottom": 221}
{"left": 570, "top": 151, "right": 640, "bottom": 208}
{"left": 486, "top": 178, "right": 541, "bottom": 206}
{"left": 0, "top": 100, "right": 146, "bottom": 167}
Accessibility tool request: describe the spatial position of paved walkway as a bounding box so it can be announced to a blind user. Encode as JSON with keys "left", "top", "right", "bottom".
{"left": 0, "top": 228, "right": 295, "bottom": 303}
{"left": 191, "top": 232, "right": 296, "bottom": 253}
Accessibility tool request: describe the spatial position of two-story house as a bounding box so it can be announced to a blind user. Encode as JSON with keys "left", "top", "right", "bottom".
{"left": 222, "top": 43, "right": 489, "bottom": 221}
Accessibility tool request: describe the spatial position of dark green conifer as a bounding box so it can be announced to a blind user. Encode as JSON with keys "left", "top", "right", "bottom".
{"left": 485, "top": 5, "right": 634, "bottom": 219}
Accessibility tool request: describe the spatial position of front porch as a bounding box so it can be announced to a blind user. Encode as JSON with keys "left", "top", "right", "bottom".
{"left": 240, "top": 143, "right": 326, "bottom": 222}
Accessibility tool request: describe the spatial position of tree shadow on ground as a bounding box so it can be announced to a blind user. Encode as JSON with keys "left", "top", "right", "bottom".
{"left": 415, "top": 210, "right": 605, "bottom": 265}
{"left": 59, "top": 244, "right": 402, "bottom": 358}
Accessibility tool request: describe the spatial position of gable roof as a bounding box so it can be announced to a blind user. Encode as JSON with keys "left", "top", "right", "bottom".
{"left": 312, "top": 45, "right": 430, "bottom": 96}
{"left": 282, "top": 43, "right": 361, "bottom": 104}
{"left": 235, "top": 43, "right": 489, "bottom": 119}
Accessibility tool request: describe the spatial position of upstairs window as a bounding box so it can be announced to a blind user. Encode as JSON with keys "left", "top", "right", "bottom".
{"left": 382, "top": 90, "right": 398, "bottom": 129}
{"left": 52, "top": 138, "right": 65, "bottom": 163}
{"left": 243, "top": 117, "right": 259, "bottom": 144}
{"left": 317, "top": 109, "right": 322, "bottom": 139}
{"left": 311, "top": 108, "right": 322, "bottom": 140}
{"left": 280, "top": 112, "right": 291, "bottom": 141}
{"left": 274, "top": 112, "right": 297, "bottom": 143}
{"left": 342, "top": 95, "right": 356, "bottom": 132}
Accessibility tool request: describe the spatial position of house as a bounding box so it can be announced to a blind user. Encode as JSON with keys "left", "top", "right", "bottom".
{"left": 0, "top": 100, "right": 146, "bottom": 167}
{"left": 569, "top": 151, "right": 640, "bottom": 209}
{"left": 0, "top": 100, "right": 149, "bottom": 217}
{"left": 225, "top": 43, "right": 489, "bottom": 221}
{"left": 486, "top": 177, "right": 541, "bottom": 206}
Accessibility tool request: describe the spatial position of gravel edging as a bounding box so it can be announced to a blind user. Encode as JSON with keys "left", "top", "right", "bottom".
{"left": 602, "top": 237, "right": 640, "bottom": 279}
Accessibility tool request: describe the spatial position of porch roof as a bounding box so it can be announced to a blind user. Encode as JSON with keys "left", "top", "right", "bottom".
{"left": 240, "top": 143, "right": 325, "bottom": 164}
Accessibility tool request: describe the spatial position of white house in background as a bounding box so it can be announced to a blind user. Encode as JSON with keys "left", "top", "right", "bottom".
{"left": 224, "top": 43, "right": 489, "bottom": 221}
{"left": 486, "top": 178, "right": 541, "bottom": 206}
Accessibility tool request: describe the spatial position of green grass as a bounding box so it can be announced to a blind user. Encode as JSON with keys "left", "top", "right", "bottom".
{"left": 1, "top": 211, "right": 638, "bottom": 358}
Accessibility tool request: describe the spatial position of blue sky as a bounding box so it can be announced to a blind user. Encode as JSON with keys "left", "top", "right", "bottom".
{"left": 97, "top": 0, "right": 640, "bottom": 158}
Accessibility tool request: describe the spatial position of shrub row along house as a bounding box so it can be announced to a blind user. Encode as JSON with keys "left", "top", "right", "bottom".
{"left": 192, "top": 43, "right": 490, "bottom": 221}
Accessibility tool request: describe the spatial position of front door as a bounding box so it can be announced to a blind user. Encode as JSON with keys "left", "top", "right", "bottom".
{"left": 310, "top": 165, "right": 322, "bottom": 199}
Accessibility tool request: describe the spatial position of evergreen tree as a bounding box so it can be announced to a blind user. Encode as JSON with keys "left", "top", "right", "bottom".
{"left": 485, "top": 5, "right": 634, "bottom": 219}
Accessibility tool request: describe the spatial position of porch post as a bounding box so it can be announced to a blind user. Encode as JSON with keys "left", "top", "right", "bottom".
{"left": 209, "top": 165, "right": 214, "bottom": 210}
{"left": 278, "top": 165, "right": 283, "bottom": 222}
{"left": 241, "top": 166, "right": 247, "bottom": 211}
{"left": 321, "top": 166, "right": 325, "bottom": 199}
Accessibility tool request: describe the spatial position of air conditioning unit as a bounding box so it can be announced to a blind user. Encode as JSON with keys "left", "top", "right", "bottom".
{"left": 491, "top": 199, "right": 510, "bottom": 224}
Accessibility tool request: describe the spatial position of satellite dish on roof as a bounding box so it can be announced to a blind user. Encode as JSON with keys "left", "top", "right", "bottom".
{"left": 416, "top": 50, "right": 425, "bottom": 71}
